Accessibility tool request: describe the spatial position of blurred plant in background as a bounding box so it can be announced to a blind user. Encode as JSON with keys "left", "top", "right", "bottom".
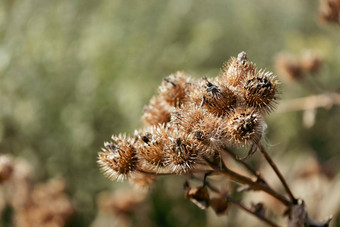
{"left": 0, "top": 155, "right": 74, "bottom": 226}
{"left": 0, "top": 0, "right": 339, "bottom": 226}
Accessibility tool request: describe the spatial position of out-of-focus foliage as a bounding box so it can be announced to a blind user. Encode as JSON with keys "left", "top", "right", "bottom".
{"left": 0, "top": 0, "right": 339, "bottom": 226}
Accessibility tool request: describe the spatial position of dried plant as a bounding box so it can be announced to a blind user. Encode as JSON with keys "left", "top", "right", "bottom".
{"left": 319, "top": 0, "right": 340, "bottom": 24}
{"left": 92, "top": 188, "right": 148, "bottom": 227}
{"left": 275, "top": 51, "right": 322, "bottom": 83}
{"left": 0, "top": 155, "right": 74, "bottom": 227}
{"left": 98, "top": 52, "right": 333, "bottom": 226}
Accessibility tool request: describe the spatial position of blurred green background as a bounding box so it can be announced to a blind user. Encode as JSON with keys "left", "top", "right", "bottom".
{"left": 0, "top": 0, "right": 339, "bottom": 226}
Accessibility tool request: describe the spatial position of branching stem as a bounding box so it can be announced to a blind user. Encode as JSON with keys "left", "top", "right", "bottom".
{"left": 227, "top": 196, "right": 281, "bottom": 227}
{"left": 205, "top": 158, "right": 291, "bottom": 207}
{"left": 257, "top": 143, "right": 297, "bottom": 204}
{"left": 200, "top": 177, "right": 281, "bottom": 227}
{"left": 221, "top": 146, "right": 265, "bottom": 183}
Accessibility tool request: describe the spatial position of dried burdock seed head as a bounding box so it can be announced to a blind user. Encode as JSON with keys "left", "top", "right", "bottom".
{"left": 275, "top": 53, "right": 303, "bottom": 82}
{"left": 0, "top": 155, "right": 14, "bottom": 184}
{"left": 165, "top": 132, "right": 201, "bottom": 173}
{"left": 220, "top": 51, "right": 257, "bottom": 88}
{"left": 275, "top": 51, "right": 322, "bottom": 84}
{"left": 171, "top": 104, "right": 206, "bottom": 134}
{"left": 192, "top": 112, "right": 229, "bottom": 148}
{"left": 15, "top": 178, "right": 74, "bottom": 227}
{"left": 143, "top": 96, "right": 171, "bottom": 126}
{"left": 197, "top": 78, "right": 236, "bottom": 116}
{"left": 242, "top": 71, "right": 278, "bottom": 114}
{"left": 227, "top": 108, "right": 265, "bottom": 146}
{"left": 184, "top": 183, "right": 210, "bottom": 210}
{"left": 318, "top": 0, "right": 340, "bottom": 24}
{"left": 300, "top": 51, "right": 322, "bottom": 73}
{"left": 98, "top": 135, "right": 139, "bottom": 181}
{"left": 136, "top": 125, "right": 171, "bottom": 170}
{"left": 174, "top": 105, "right": 229, "bottom": 155}
{"left": 159, "top": 71, "right": 193, "bottom": 107}
{"left": 210, "top": 196, "right": 229, "bottom": 215}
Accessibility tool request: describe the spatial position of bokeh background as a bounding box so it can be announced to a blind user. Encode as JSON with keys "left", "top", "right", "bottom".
{"left": 0, "top": 0, "right": 339, "bottom": 226}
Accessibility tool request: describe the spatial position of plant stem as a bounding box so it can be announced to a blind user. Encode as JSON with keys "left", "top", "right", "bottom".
{"left": 227, "top": 196, "right": 281, "bottom": 227}
{"left": 137, "top": 168, "right": 210, "bottom": 176}
{"left": 221, "top": 146, "right": 265, "bottom": 183}
{"left": 206, "top": 158, "right": 291, "bottom": 207}
{"left": 201, "top": 178, "right": 281, "bottom": 227}
{"left": 257, "top": 143, "right": 297, "bottom": 204}
{"left": 277, "top": 92, "right": 340, "bottom": 112}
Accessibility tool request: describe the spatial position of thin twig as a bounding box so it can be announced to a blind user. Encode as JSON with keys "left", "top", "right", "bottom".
{"left": 257, "top": 143, "right": 297, "bottom": 204}
{"left": 227, "top": 196, "right": 281, "bottom": 227}
{"left": 205, "top": 158, "right": 291, "bottom": 207}
{"left": 137, "top": 168, "right": 211, "bottom": 176}
{"left": 221, "top": 146, "right": 265, "bottom": 183}
{"left": 277, "top": 92, "right": 340, "bottom": 112}
{"left": 200, "top": 178, "right": 280, "bottom": 227}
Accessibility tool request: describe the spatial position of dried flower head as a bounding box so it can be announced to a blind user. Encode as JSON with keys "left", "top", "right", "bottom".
{"left": 319, "top": 0, "right": 340, "bottom": 24}
{"left": 99, "top": 51, "right": 277, "bottom": 183}
{"left": 171, "top": 104, "right": 206, "bottom": 134}
{"left": 185, "top": 184, "right": 210, "bottom": 210}
{"left": 227, "top": 108, "right": 265, "bottom": 146}
{"left": 143, "top": 96, "right": 171, "bottom": 126}
{"left": 136, "top": 125, "right": 171, "bottom": 170}
{"left": 191, "top": 112, "right": 229, "bottom": 149}
{"left": 241, "top": 70, "right": 277, "bottom": 113}
{"left": 15, "top": 178, "right": 74, "bottom": 227}
{"left": 98, "top": 135, "right": 139, "bottom": 181}
{"left": 221, "top": 51, "right": 257, "bottom": 88}
{"left": 165, "top": 132, "right": 201, "bottom": 173}
{"left": 275, "top": 53, "right": 303, "bottom": 82}
{"left": 159, "top": 71, "right": 193, "bottom": 107}
{"left": 170, "top": 105, "right": 221, "bottom": 156}
{"left": 194, "top": 78, "right": 236, "bottom": 116}
{"left": 300, "top": 51, "right": 322, "bottom": 73}
{"left": 275, "top": 51, "right": 322, "bottom": 84}
{"left": 0, "top": 155, "right": 14, "bottom": 184}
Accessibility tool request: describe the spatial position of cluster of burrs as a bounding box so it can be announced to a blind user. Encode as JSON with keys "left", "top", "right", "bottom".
{"left": 98, "top": 52, "right": 278, "bottom": 183}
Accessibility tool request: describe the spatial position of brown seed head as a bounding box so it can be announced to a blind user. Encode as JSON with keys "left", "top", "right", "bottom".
{"left": 159, "top": 72, "right": 193, "bottom": 107}
{"left": 135, "top": 125, "right": 171, "bottom": 170}
{"left": 220, "top": 52, "right": 257, "bottom": 88}
{"left": 171, "top": 104, "right": 206, "bottom": 134}
{"left": 15, "top": 178, "right": 74, "bottom": 227}
{"left": 196, "top": 78, "right": 237, "bottom": 116}
{"left": 227, "top": 108, "right": 265, "bottom": 146}
{"left": 98, "top": 135, "right": 139, "bottom": 181}
{"left": 242, "top": 70, "right": 277, "bottom": 114}
{"left": 319, "top": 0, "right": 340, "bottom": 24}
{"left": 300, "top": 51, "right": 322, "bottom": 73}
{"left": 275, "top": 53, "right": 303, "bottom": 82}
{"left": 143, "top": 96, "right": 171, "bottom": 126}
{"left": 0, "top": 155, "right": 14, "bottom": 184}
{"left": 192, "top": 112, "right": 230, "bottom": 150}
{"left": 171, "top": 105, "right": 220, "bottom": 156}
{"left": 165, "top": 133, "right": 201, "bottom": 173}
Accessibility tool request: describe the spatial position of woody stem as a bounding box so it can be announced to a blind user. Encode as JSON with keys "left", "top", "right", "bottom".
{"left": 257, "top": 143, "right": 297, "bottom": 203}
